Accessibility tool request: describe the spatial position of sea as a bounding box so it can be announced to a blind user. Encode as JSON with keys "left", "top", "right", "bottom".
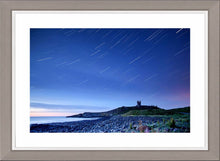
{"left": 30, "top": 116, "right": 99, "bottom": 125}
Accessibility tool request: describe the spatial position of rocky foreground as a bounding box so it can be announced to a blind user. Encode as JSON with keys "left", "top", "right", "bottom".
{"left": 30, "top": 115, "right": 190, "bottom": 133}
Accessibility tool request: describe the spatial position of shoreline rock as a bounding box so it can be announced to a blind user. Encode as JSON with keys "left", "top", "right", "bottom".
{"left": 30, "top": 115, "right": 190, "bottom": 133}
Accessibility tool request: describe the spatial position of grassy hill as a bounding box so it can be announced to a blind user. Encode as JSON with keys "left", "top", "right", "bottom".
{"left": 67, "top": 106, "right": 189, "bottom": 118}
{"left": 122, "top": 106, "right": 190, "bottom": 116}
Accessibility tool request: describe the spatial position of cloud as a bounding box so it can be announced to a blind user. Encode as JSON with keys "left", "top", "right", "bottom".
{"left": 30, "top": 102, "right": 112, "bottom": 116}
{"left": 30, "top": 102, "right": 110, "bottom": 112}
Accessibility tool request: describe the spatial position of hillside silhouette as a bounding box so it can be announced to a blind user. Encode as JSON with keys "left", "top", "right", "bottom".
{"left": 67, "top": 103, "right": 190, "bottom": 118}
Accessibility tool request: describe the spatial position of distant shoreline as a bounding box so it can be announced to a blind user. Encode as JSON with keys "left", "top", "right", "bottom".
{"left": 30, "top": 116, "right": 99, "bottom": 125}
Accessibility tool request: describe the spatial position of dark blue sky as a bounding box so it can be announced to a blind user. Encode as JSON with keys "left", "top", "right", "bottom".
{"left": 30, "top": 28, "right": 190, "bottom": 116}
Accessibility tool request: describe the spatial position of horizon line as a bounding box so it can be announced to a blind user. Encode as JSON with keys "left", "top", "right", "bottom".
{"left": 30, "top": 105, "right": 190, "bottom": 117}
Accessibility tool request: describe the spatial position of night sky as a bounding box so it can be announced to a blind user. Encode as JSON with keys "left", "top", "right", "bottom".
{"left": 30, "top": 28, "right": 190, "bottom": 116}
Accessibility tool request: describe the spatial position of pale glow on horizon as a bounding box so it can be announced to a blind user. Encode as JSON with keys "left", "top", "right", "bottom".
{"left": 30, "top": 104, "right": 113, "bottom": 117}
{"left": 30, "top": 112, "right": 76, "bottom": 117}
{"left": 30, "top": 106, "right": 77, "bottom": 117}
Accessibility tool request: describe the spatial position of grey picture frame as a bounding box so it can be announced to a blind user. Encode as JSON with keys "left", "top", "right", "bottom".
{"left": 0, "top": 0, "right": 219, "bottom": 160}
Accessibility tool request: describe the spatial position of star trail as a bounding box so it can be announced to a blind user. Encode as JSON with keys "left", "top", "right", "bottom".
{"left": 30, "top": 28, "right": 190, "bottom": 116}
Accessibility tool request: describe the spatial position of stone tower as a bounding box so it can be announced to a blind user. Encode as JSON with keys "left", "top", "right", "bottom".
{"left": 137, "top": 101, "right": 141, "bottom": 107}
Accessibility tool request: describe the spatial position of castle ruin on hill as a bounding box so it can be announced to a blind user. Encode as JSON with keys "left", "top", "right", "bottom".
{"left": 137, "top": 100, "right": 141, "bottom": 107}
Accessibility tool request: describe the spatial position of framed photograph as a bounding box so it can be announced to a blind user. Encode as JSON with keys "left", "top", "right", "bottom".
{"left": 0, "top": 0, "right": 219, "bottom": 160}
{"left": 29, "top": 27, "right": 191, "bottom": 134}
